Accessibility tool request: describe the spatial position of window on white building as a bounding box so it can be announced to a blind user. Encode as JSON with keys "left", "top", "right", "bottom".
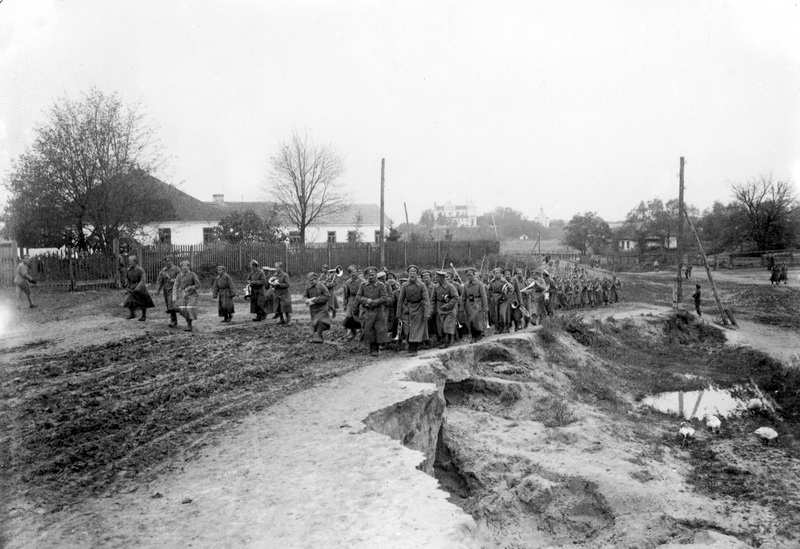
{"left": 327, "top": 231, "right": 336, "bottom": 243}
{"left": 374, "top": 230, "right": 381, "bottom": 243}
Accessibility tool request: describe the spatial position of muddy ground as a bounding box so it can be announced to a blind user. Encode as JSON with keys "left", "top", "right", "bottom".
{"left": 1, "top": 267, "right": 800, "bottom": 548}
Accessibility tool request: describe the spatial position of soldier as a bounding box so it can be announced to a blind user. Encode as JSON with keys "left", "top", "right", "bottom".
{"left": 396, "top": 265, "right": 431, "bottom": 357}
{"left": 14, "top": 254, "right": 37, "bottom": 309}
{"left": 123, "top": 255, "right": 155, "bottom": 321}
{"left": 434, "top": 271, "right": 459, "bottom": 349}
{"left": 421, "top": 270, "right": 438, "bottom": 344}
{"left": 320, "top": 264, "right": 340, "bottom": 318}
{"left": 246, "top": 260, "right": 267, "bottom": 321}
{"left": 212, "top": 265, "right": 236, "bottom": 323}
{"left": 173, "top": 260, "right": 201, "bottom": 332}
{"left": 304, "top": 271, "right": 332, "bottom": 343}
{"left": 272, "top": 262, "right": 292, "bottom": 324}
{"left": 488, "top": 267, "right": 512, "bottom": 333}
{"left": 461, "top": 267, "right": 488, "bottom": 342}
{"left": 155, "top": 256, "right": 181, "bottom": 327}
{"left": 511, "top": 269, "right": 527, "bottom": 331}
{"left": 356, "top": 266, "right": 389, "bottom": 357}
{"left": 342, "top": 264, "right": 363, "bottom": 340}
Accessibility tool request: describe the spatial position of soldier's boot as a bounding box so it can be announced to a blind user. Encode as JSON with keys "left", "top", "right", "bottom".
{"left": 170, "top": 312, "right": 178, "bottom": 327}
{"left": 126, "top": 308, "right": 136, "bottom": 320}
{"left": 184, "top": 319, "right": 193, "bottom": 332}
{"left": 277, "top": 313, "right": 285, "bottom": 324}
{"left": 370, "top": 343, "right": 379, "bottom": 357}
{"left": 284, "top": 314, "right": 291, "bottom": 325}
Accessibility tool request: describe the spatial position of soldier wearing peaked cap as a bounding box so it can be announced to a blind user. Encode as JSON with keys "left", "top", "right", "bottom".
{"left": 304, "top": 271, "right": 332, "bottom": 343}
{"left": 396, "top": 265, "right": 431, "bottom": 356}
{"left": 357, "top": 266, "right": 389, "bottom": 356}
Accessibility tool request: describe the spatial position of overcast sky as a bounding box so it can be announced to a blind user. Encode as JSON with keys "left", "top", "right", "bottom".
{"left": 1, "top": 0, "right": 799, "bottom": 227}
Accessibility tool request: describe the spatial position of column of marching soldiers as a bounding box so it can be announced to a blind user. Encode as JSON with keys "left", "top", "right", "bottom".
{"left": 119, "top": 254, "right": 623, "bottom": 356}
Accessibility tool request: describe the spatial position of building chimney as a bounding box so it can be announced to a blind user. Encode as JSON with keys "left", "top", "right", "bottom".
{"left": 213, "top": 194, "right": 224, "bottom": 205}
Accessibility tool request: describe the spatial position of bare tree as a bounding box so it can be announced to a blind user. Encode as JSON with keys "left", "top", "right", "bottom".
{"left": 268, "top": 131, "right": 347, "bottom": 244}
{"left": 730, "top": 175, "right": 798, "bottom": 250}
{"left": 2, "top": 88, "right": 172, "bottom": 252}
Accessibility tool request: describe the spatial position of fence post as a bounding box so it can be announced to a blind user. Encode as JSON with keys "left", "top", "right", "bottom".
{"left": 113, "top": 237, "right": 121, "bottom": 288}
{"left": 284, "top": 242, "right": 289, "bottom": 273}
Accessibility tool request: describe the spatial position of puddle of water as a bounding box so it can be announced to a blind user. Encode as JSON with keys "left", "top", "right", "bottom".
{"left": 642, "top": 386, "right": 747, "bottom": 419}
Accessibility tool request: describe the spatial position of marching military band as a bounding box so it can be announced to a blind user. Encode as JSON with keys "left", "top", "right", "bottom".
{"left": 133, "top": 257, "right": 623, "bottom": 352}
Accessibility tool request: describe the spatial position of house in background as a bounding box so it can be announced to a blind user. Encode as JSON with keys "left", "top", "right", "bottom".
{"left": 433, "top": 200, "right": 477, "bottom": 228}
{"left": 141, "top": 181, "right": 391, "bottom": 246}
{"left": 612, "top": 221, "right": 677, "bottom": 251}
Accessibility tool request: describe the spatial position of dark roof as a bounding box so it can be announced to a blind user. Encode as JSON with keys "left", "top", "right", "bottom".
{"left": 149, "top": 179, "right": 391, "bottom": 226}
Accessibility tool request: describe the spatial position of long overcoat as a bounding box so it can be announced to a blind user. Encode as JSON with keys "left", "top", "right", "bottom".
{"left": 212, "top": 272, "right": 236, "bottom": 316}
{"left": 461, "top": 279, "right": 488, "bottom": 333}
{"left": 304, "top": 281, "right": 332, "bottom": 332}
{"left": 357, "top": 281, "right": 389, "bottom": 344}
{"left": 124, "top": 265, "right": 155, "bottom": 310}
{"left": 396, "top": 280, "right": 431, "bottom": 343}
{"left": 156, "top": 264, "right": 181, "bottom": 312}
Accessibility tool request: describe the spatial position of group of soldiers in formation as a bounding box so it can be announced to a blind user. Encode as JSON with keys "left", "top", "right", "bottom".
{"left": 117, "top": 255, "right": 623, "bottom": 355}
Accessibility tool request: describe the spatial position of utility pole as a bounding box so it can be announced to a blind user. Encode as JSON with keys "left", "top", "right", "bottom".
{"left": 379, "top": 158, "right": 385, "bottom": 267}
{"left": 676, "top": 157, "right": 685, "bottom": 308}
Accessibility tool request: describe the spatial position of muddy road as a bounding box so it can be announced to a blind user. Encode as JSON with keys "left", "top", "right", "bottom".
{"left": 1, "top": 267, "right": 800, "bottom": 548}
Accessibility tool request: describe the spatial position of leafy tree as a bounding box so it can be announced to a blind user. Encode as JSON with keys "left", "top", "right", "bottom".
{"left": 695, "top": 201, "right": 749, "bottom": 253}
{"left": 729, "top": 175, "right": 798, "bottom": 250}
{"left": 2, "top": 89, "right": 173, "bottom": 252}
{"left": 563, "top": 212, "right": 612, "bottom": 254}
{"left": 267, "top": 130, "right": 347, "bottom": 244}
{"left": 385, "top": 221, "right": 402, "bottom": 242}
{"left": 216, "top": 208, "right": 285, "bottom": 243}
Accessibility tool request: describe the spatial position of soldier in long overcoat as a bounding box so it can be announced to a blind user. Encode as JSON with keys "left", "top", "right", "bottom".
{"left": 246, "top": 260, "right": 267, "bottom": 321}
{"left": 422, "top": 270, "right": 438, "bottom": 343}
{"left": 396, "top": 265, "right": 431, "bottom": 356}
{"left": 342, "top": 265, "right": 363, "bottom": 339}
{"left": 304, "top": 271, "right": 332, "bottom": 343}
{"left": 212, "top": 265, "right": 236, "bottom": 322}
{"left": 488, "top": 268, "right": 511, "bottom": 333}
{"left": 123, "top": 255, "right": 155, "bottom": 321}
{"left": 272, "top": 262, "right": 292, "bottom": 324}
{"left": 172, "top": 260, "right": 201, "bottom": 332}
{"left": 155, "top": 256, "right": 181, "bottom": 327}
{"left": 434, "top": 271, "right": 460, "bottom": 348}
{"left": 460, "top": 267, "right": 488, "bottom": 342}
{"left": 357, "top": 266, "right": 389, "bottom": 356}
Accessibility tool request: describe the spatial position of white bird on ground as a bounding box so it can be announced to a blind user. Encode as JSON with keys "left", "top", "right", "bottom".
{"left": 747, "top": 398, "right": 763, "bottom": 413}
{"left": 705, "top": 414, "right": 721, "bottom": 434}
{"left": 679, "top": 422, "right": 696, "bottom": 446}
{"left": 754, "top": 427, "right": 778, "bottom": 445}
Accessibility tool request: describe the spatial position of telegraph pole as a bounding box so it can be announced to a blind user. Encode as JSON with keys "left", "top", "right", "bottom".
{"left": 676, "top": 157, "right": 685, "bottom": 307}
{"left": 379, "top": 158, "right": 386, "bottom": 267}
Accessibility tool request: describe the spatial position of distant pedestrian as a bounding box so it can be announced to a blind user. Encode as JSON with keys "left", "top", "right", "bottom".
{"left": 173, "top": 260, "right": 201, "bottom": 331}
{"left": 14, "top": 254, "right": 37, "bottom": 309}
{"left": 653, "top": 258, "right": 660, "bottom": 271}
{"left": 212, "top": 265, "right": 236, "bottom": 323}
{"left": 123, "top": 255, "right": 155, "bottom": 321}
{"left": 685, "top": 264, "right": 692, "bottom": 279}
{"left": 691, "top": 283, "right": 702, "bottom": 316}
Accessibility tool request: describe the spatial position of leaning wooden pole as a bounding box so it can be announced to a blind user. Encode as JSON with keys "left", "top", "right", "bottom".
{"left": 683, "top": 210, "right": 729, "bottom": 325}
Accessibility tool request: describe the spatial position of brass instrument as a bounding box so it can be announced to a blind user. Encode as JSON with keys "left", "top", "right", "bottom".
{"left": 511, "top": 300, "right": 531, "bottom": 318}
{"left": 394, "top": 320, "right": 403, "bottom": 341}
{"left": 326, "top": 266, "right": 343, "bottom": 283}
{"left": 449, "top": 262, "right": 461, "bottom": 283}
{"left": 501, "top": 282, "right": 514, "bottom": 295}
{"left": 243, "top": 283, "right": 252, "bottom": 300}
{"left": 268, "top": 276, "right": 279, "bottom": 287}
